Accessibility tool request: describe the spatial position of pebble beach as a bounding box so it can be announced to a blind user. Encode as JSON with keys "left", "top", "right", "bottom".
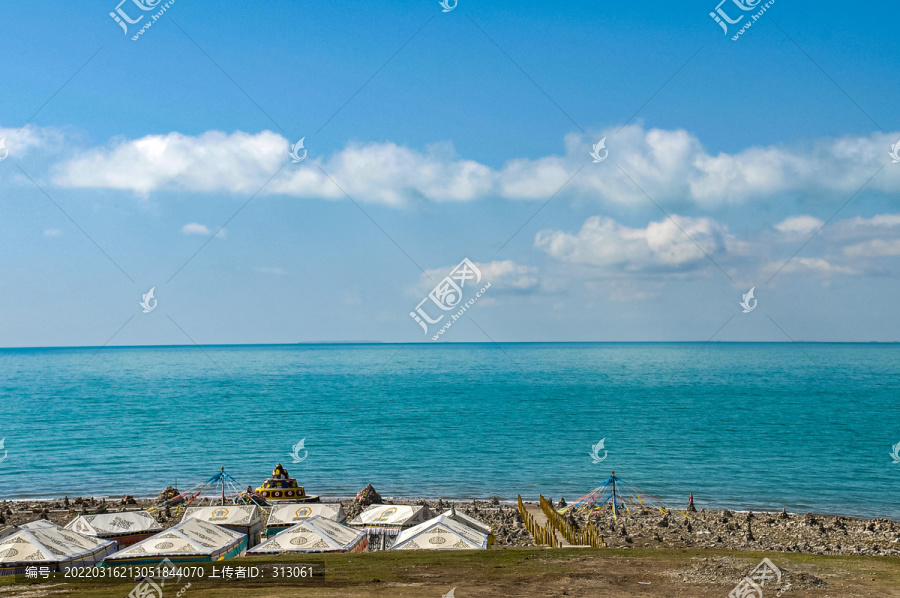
{"left": 3, "top": 492, "right": 898, "bottom": 557}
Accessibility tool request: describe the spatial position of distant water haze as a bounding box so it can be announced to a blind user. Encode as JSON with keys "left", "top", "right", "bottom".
{"left": 0, "top": 343, "right": 897, "bottom": 519}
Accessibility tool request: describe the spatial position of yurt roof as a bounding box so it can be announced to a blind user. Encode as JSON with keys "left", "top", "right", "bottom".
{"left": 248, "top": 516, "right": 365, "bottom": 554}
{"left": 266, "top": 503, "right": 346, "bottom": 526}
{"left": 182, "top": 505, "right": 262, "bottom": 527}
{"left": 348, "top": 504, "right": 433, "bottom": 533}
{"left": 440, "top": 508, "right": 492, "bottom": 536}
{"left": 105, "top": 519, "right": 245, "bottom": 561}
{"left": 0, "top": 523, "right": 116, "bottom": 566}
{"left": 65, "top": 511, "right": 163, "bottom": 537}
{"left": 391, "top": 514, "right": 490, "bottom": 550}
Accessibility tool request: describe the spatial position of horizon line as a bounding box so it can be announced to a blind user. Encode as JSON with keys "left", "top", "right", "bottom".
{"left": 1, "top": 340, "right": 898, "bottom": 350}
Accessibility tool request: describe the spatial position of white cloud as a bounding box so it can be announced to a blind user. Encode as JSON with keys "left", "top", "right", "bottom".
{"left": 181, "top": 222, "right": 210, "bottom": 235}
{"left": 181, "top": 222, "right": 225, "bottom": 238}
{"left": 850, "top": 214, "right": 900, "bottom": 228}
{"left": 497, "top": 126, "right": 900, "bottom": 208}
{"left": 775, "top": 215, "right": 824, "bottom": 236}
{"left": 417, "top": 259, "right": 537, "bottom": 295}
{"left": 537, "top": 210, "right": 900, "bottom": 287}
{"left": 844, "top": 239, "right": 900, "bottom": 257}
{"left": 0, "top": 125, "right": 61, "bottom": 157}
{"left": 830, "top": 213, "right": 900, "bottom": 239}
{"left": 48, "top": 126, "right": 900, "bottom": 208}
{"left": 269, "top": 141, "right": 494, "bottom": 206}
{"left": 1, "top": 125, "right": 67, "bottom": 188}
{"left": 55, "top": 130, "right": 286, "bottom": 197}
{"left": 827, "top": 213, "right": 900, "bottom": 257}
{"left": 473, "top": 260, "right": 538, "bottom": 290}
{"left": 536, "top": 215, "right": 736, "bottom": 270}
{"left": 43, "top": 228, "right": 62, "bottom": 237}
{"left": 53, "top": 132, "right": 493, "bottom": 206}
{"left": 762, "top": 257, "right": 857, "bottom": 276}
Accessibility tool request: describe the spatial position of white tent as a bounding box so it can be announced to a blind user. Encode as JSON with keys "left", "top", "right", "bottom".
{"left": 248, "top": 515, "right": 367, "bottom": 554}
{"left": 264, "top": 503, "right": 346, "bottom": 536}
{"left": 64, "top": 511, "right": 163, "bottom": 547}
{"left": 390, "top": 512, "right": 491, "bottom": 551}
{"left": 182, "top": 505, "right": 263, "bottom": 547}
{"left": 348, "top": 505, "right": 433, "bottom": 536}
{"left": 104, "top": 518, "right": 247, "bottom": 566}
{"left": 439, "top": 509, "right": 494, "bottom": 544}
{"left": 18, "top": 520, "right": 58, "bottom": 530}
{"left": 0, "top": 523, "right": 117, "bottom": 576}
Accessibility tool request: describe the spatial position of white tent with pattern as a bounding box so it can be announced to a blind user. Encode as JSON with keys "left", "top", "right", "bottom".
{"left": 0, "top": 522, "right": 117, "bottom": 576}
{"left": 64, "top": 511, "right": 163, "bottom": 547}
{"left": 103, "top": 518, "right": 247, "bottom": 566}
{"left": 18, "top": 520, "right": 58, "bottom": 530}
{"left": 438, "top": 509, "right": 493, "bottom": 542}
{"left": 348, "top": 504, "right": 433, "bottom": 536}
{"left": 248, "top": 515, "right": 367, "bottom": 554}
{"left": 182, "top": 505, "right": 263, "bottom": 547}
{"left": 390, "top": 512, "right": 491, "bottom": 551}
{"left": 264, "top": 503, "right": 346, "bottom": 536}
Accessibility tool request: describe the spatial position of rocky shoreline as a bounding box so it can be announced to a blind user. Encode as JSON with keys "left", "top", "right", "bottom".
{"left": 3, "top": 494, "right": 898, "bottom": 557}
{"left": 563, "top": 501, "right": 900, "bottom": 556}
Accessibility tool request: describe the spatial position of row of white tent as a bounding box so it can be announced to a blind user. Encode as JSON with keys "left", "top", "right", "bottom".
{"left": 0, "top": 503, "right": 492, "bottom": 575}
{"left": 0, "top": 520, "right": 118, "bottom": 576}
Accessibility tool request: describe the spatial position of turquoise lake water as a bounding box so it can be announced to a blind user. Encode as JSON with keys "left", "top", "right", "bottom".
{"left": 0, "top": 343, "right": 897, "bottom": 518}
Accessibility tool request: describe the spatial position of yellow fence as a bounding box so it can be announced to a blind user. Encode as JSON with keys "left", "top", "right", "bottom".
{"left": 538, "top": 495, "right": 606, "bottom": 548}
{"left": 517, "top": 494, "right": 560, "bottom": 547}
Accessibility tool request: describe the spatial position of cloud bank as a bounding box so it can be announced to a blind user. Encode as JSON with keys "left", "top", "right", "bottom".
{"left": 46, "top": 126, "right": 900, "bottom": 207}
{"left": 537, "top": 212, "right": 900, "bottom": 280}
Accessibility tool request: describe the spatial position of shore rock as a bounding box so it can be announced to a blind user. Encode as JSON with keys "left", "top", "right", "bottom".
{"left": 2, "top": 495, "right": 897, "bottom": 556}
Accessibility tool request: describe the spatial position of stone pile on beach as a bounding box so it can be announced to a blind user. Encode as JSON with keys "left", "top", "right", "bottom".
{"left": 345, "top": 484, "right": 383, "bottom": 520}
{"left": 559, "top": 501, "right": 900, "bottom": 556}
{"left": 355, "top": 484, "right": 382, "bottom": 505}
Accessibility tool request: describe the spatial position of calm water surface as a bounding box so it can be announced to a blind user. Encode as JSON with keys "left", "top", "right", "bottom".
{"left": 0, "top": 343, "right": 897, "bottom": 518}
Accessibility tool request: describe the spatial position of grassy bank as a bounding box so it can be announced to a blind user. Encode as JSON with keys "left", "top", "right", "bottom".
{"left": 3, "top": 548, "right": 900, "bottom": 597}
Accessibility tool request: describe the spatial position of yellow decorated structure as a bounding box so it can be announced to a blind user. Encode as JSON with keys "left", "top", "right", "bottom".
{"left": 254, "top": 463, "right": 316, "bottom": 502}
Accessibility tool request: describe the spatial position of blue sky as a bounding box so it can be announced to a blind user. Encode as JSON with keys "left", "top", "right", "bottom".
{"left": 1, "top": 0, "right": 899, "bottom": 346}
